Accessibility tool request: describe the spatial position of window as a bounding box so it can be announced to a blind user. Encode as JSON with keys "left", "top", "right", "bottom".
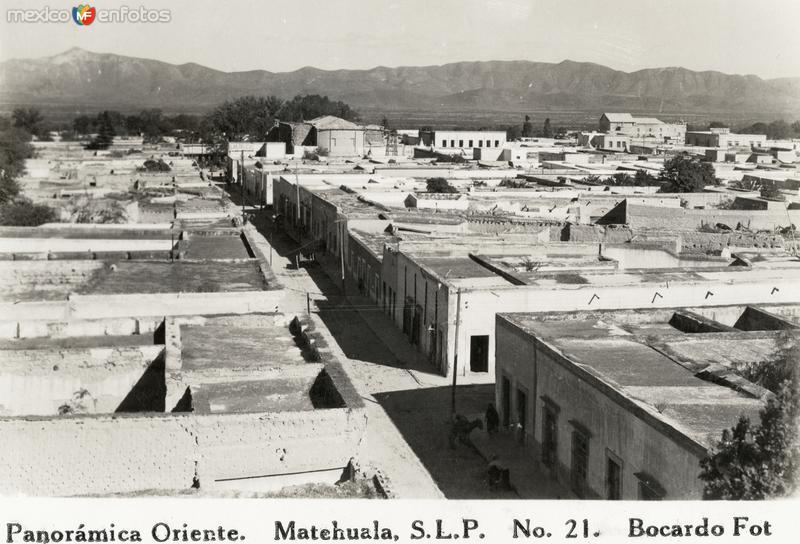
{"left": 468, "top": 140, "right": 473, "bottom": 147}
{"left": 451, "top": 140, "right": 455, "bottom": 148}
{"left": 570, "top": 421, "right": 591, "bottom": 497}
{"left": 495, "top": 140, "right": 500, "bottom": 147}
{"left": 541, "top": 398, "right": 559, "bottom": 468}
{"left": 459, "top": 140, "right": 464, "bottom": 147}
{"left": 606, "top": 452, "right": 622, "bottom": 500}
{"left": 441, "top": 140, "right": 446, "bottom": 147}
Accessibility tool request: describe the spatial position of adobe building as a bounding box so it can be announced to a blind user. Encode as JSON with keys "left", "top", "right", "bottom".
{"left": 267, "top": 116, "right": 375, "bottom": 158}
{"left": 0, "top": 222, "right": 367, "bottom": 495}
{"left": 685, "top": 128, "right": 767, "bottom": 149}
{"left": 0, "top": 223, "right": 284, "bottom": 322}
{"left": 0, "top": 311, "right": 366, "bottom": 495}
{"left": 419, "top": 129, "right": 507, "bottom": 158}
{"left": 599, "top": 113, "right": 686, "bottom": 144}
{"left": 382, "top": 238, "right": 800, "bottom": 379}
{"left": 493, "top": 305, "right": 798, "bottom": 499}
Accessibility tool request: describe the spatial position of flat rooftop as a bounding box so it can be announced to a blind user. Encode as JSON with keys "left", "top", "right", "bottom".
{"left": 1, "top": 260, "right": 271, "bottom": 302}
{"left": 500, "top": 305, "right": 798, "bottom": 447}
{"left": 0, "top": 312, "right": 356, "bottom": 418}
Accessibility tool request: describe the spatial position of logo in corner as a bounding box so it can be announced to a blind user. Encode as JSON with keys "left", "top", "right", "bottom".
{"left": 72, "top": 4, "right": 96, "bottom": 26}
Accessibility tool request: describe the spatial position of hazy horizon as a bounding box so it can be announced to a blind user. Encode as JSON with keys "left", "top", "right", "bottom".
{"left": 1, "top": 0, "right": 799, "bottom": 79}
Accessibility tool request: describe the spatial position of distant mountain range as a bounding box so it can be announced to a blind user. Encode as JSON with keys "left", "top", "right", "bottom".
{"left": 1, "top": 48, "right": 799, "bottom": 117}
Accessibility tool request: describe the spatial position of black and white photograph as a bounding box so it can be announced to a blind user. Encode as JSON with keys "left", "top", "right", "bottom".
{"left": 0, "top": 1, "right": 798, "bottom": 536}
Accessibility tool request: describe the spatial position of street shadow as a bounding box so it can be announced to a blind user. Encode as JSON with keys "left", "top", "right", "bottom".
{"left": 374, "top": 384, "right": 518, "bottom": 499}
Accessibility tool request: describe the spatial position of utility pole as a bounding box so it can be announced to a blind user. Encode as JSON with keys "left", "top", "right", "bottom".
{"left": 340, "top": 220, "right": 346, "bottom": 295}
{"left": 450, "top": 288, "right": 462, "bottom": 418}
{"left": 240, "top": 150, "right": 245, "bottom": 222}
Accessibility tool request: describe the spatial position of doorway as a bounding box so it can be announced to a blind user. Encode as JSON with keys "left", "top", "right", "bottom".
{"left": 501, "top": 377, "right": 510, "bottom": 428}
{"left": 516, "top": 388, "right": 527, "bottom": 444}
{"left": 469, "top": 335, "right": 489, "bottom": 372}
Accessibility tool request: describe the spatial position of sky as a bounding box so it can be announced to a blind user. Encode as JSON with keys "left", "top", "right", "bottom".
{"left": 1, "top": 0, "right": 799, "bottom": 79}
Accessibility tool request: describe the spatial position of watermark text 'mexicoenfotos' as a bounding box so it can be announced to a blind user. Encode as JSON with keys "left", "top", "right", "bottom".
{"left": 6, "top": 5, "right": 171, "bottom": 25}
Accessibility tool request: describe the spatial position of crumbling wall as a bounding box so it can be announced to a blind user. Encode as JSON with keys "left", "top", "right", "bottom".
{"left": 0, "top": 407, "right": 367, "bottom": 496}
{"left": 0, "top": 346, "right": 165, "bottom": 416}
{"left": 678, "top": 231, "right": 785, "bottom": 253}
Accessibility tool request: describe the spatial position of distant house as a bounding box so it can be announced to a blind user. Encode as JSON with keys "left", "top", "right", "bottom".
{"left": 419, "top": 130, "right": 507, "bottom": 158}
{"left": 267, "top": 115, "right": 374, "bottom": 157}
{"left": 599, "top": 113, "right": 686, "bottom": 144}
{"left": 685, "top": 128, "right": 767, "bottom": 148}
{"left": 404, "top": 192, "right": 469, "bottom": 211}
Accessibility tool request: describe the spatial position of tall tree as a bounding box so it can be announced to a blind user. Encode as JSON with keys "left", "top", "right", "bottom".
{"left": 85, "top": 111, "right": 116, "bottom": 150}
{"left": 521, "top": 115, "right": 534, "bottom": 138}
{"left": 542, "top": 118, "right": 553, "bottom": 138}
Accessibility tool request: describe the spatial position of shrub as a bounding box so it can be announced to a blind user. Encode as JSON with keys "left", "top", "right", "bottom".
{"left": 138, "top": 158, "right": 171, "bottom": 172}
{"left": 0, "top": 198, "right": 57, "bottom": 226}
{"left": 425, "top": 177, "right": 458, "bottom": 193}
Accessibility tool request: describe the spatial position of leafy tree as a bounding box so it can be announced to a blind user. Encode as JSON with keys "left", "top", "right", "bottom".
{"left": 542, "top": 118, "right": 553, "bottom": 138}
{"left": 521, "top": 115, "right": 534, "bottom": 138}
{"left": 737, "top": 120, "right": 799, "bottom": 140}
{"left": 277, "top": 94, "right": 359, "bottom": 123}
{"left": 506, "top": 124, "right": 522, "bottom": 141}
{"left": 206, "top": 95, "right": 283, "bottom": 141}
{"left": 659, "top": 154, "right": 716, "bottom": 193}
{"left": 0, "top": 118, "right": 33, "bottom": 203}
{"left": 72, "top": 115, "right": 93, "bottom": 135}
{"left": 425, "top": 177, "right": 458, "bottom": 193}
{"left": 138, "top": 109, "right": 165, "bottom": 143}
{"left": 634, "top": 170, "right": 660, "bottom": 186}
{"left": 12, "top": 107, "right": 43, "bottom": 135}
{"left": 709, "top": 121, "right": 728, "bottom": 129}
{"left": 699, "top": 335, "right": 799, "bottom": 499}
{"left": 0, "top": 198, "right": 57, "bottom": 226}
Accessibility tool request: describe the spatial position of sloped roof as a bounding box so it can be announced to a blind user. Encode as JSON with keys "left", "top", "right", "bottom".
{"left": 307, "top": 115, "right": 361, "bottom": 131}
{"left": 602, "top": 113, "right": 635, "bottom": 122}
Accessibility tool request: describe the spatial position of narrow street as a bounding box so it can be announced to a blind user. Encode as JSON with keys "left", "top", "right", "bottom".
{"left": 220, "top": 179, "right": 517, "bottom": 498}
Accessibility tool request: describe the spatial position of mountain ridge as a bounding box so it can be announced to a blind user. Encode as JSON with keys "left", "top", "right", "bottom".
{"left": 1, "top": 48, "right": 798, "bottom": 116}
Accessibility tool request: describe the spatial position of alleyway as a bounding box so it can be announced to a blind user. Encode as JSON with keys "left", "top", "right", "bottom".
{"left": 219, "top": 180, "right": 520, "bottom": 498}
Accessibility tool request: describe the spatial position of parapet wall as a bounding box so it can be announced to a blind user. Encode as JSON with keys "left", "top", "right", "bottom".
{"left": 0, "top": 405, "right": 366, "bottom": 496}
{"left": 1, "top": 291, "right": 285, "bottom": 321}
